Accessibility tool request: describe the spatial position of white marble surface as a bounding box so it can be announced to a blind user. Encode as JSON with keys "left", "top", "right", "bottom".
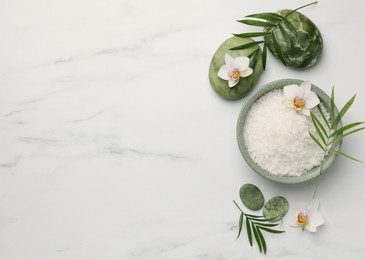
{"left": 1, "top": 0, "right": 365, "bottom": 259}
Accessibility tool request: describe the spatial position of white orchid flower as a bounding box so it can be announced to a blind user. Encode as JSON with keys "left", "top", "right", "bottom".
{"left": 283, "top": 81, "right": 320, "bottom": 116}
{"left": 217, "top": 54, "right": 253, "bottom": 88}
{"left": 289, "top": 199, "right": 324, "bottom": 232}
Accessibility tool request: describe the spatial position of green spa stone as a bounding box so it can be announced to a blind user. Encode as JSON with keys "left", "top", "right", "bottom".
{"left": 239, "top": 184, "right": 265, "bottom": 211}
{"left": 209, "top": 37, "right": 263, "bottom": 100}
{"left": 263, "top": 196, "right": 289, "bottom": 222}
{"left": 264, "top": 9, "right": 323, "bottom": 69}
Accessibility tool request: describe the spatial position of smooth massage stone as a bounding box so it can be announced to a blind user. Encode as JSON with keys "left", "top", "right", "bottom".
{"left": 263, "top": 196, "right": 289, "bottom": 222}
{"left": 239, "top": 184, "right": 265, "bottom": 211}
{"left": 264, "top": 10, "right": 323, "bottom": 69}
{"left": 209, "top": 37, "right": 263, "bottom": 100}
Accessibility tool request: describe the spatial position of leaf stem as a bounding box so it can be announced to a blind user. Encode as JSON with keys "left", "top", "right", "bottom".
{"left": 312, "top": 146, "right": 327, "bottom": 199}
{"left": 285, "top": 1, "right": 318, "bottom": 18}
{"left": 268, "top": 1, "right": 318, "bottom": 33}
{"left": 233, "top": 200, "right": 245, "bottom": 215}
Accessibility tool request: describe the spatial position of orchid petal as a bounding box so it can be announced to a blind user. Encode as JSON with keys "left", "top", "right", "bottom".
{"left": 309, "top": 211, "right": 324, "bottom": 227}
{"left": 239, "top": 67, "right": 253, "bottom": 78}
{"left": 234, "top": 56, "right": 249, "bottom": 71}
{"left": 283, "top": 99, "right": 294, "bottom": 108}
{"left": 289, "top": 219, "right": 300, "bottom": 227}
{"left": 308, "top": 199, "right": 320, "bottom": 211}
{"left": 289, "top": 200, "right": 324, "bottom": 233}
{"left": 225, "top": 54, "right": 234, "bottom": 66}
{"left": 283, "top": 84, "right": 300, "bottom": 100}
{"left": 305, "top": 224, "right": 317, "bottom": 232}
{"left": 292, "top": 202, "right": 307, "bottom": 212}
{"left": 300, "top": 108, "right": 310, "bottom": 116}
{"left": 228, "top": 79, "right": 239, "bottom": 88}
{"left": 304, "top": 91, "right": 320, "bottom": 109}
{"left": 298, "top": 81, "right": 312, "bottom": 96}
{"left": 217, "top": 65, "right": 230, "bottom": 80}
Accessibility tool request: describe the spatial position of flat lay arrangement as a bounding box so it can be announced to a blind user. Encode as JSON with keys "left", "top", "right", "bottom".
{"left": 1, "top": 1, "right": 365, "bottom": 259}
{"left": 210, "top": 1, "right": 364, "bottom": 255}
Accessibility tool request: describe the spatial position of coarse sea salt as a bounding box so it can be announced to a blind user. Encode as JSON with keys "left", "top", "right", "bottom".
{"left": 243, "top": 89, "right": 330, "bottom": 176}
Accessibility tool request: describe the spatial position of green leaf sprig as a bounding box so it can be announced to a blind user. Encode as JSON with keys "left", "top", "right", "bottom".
{"left": 309, "top": 87, "right": 365, "bottom": 199}
{"left": 231, "top": 1, "right": 317, "bottom": 69}
{"left": 233, "top": 200, "right": 284, "bottom": 254}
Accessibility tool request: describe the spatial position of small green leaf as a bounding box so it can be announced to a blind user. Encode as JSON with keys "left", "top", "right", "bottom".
{"left": 245, "top": 214, "right": 265, "bottom": 218}
{"left": 330, "top": 86, "right": 335, "bottom": 122}
{"left": 236, "top": 213, "right": 244, "bottom": 239}
{"left": 278, "top": 23, "right": 294, "bottom": 51}
{"left": 330, "top": 122, "right": 365, "bottom": 137}
{"left": 237, "top": 19, "right": 277, "bottom": 27}
{"left": 248, "top": 49, "right": 258, "bottom": 58}
{"left": 308, "top": 130, "right": 325, "bottom": 151}
{"left": 272, "top": 33, "right": 287, "bottom": 66}
{"left": 262, "top": 43, "right": 267, "bottom": 70}
{"left": 332, "top": 94, "right": 356, "bottom": 128}
{"left": 257, "top": 228, "right": 267, "bottom": 254}
{"left": 229, "top": 41, "right": 264, "bottom": 51}
{"left": 246, "top": 218, "right": 253, "bottom": 246}
{"left": 233, "top": 32, "right": 269, "bottom": 38}
{"left": 317, "top": 104, "right": 330, "bottom": 129}
{"left": 311, "top": 113, "right": 329, "bottom": 140}
{"left": 252, "top": 215, "right": 282, "bottom": 222}
{"left": 251, "top": 223, "right": 262, "bottom": 253}
{"left": 246, "top": 12, "right": 283, "bottom": 22}
{"left": 249, "top": 48, "right": 260, "bottom": 68}
{"left": 254, "top": 222, "right": 280, "bottom": 228}
{"left": 257, "top": 226, "right": 285, "bottom": 234}
{"left": 329, "top": 149, "right": 363, "bottom": 163}
{"left": 330, "top": 127, "right": 365, "bottom": 145}
{"left": 332, "top": 94, "right": 357, "bottom": 128}
{"left": 282, "top": 17, "right": 297, "bottom": 36}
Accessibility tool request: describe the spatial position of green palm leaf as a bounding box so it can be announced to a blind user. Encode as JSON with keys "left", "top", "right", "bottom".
{"left": 330, "top": 86, "right": 335, "bottom": 122}
{"left": 282, "top": 17, "right": 297, "bottom": 36}
{"left": 237, "top": 19, "right": 277, "bottom": 27}
{"left": 262, "top": 43, "right": 267, "bottom": 70}
{"left": 257, "top": 228, "right": 267, "bottom": 254}
{"left": 330, "top": 127, "right": 365, "bottom": 145}
{"left": 317, "top": 104, "right": 330, "bottom": 129}
{"left": 278, "top": 23, "right": 294, "bottom": 51}
{"left": 246, "top": 12, "right": 283, "bottom": 21}
{"left": 330, "top": 122, "right": 364, "bottom": 137}
{"left": 332, "top": 94, "right": 357, "bottom": 128}
{"left": 251, "top": 223, "right": 262, "bottom": 253}
{"left": 229, "top": 41, "right": 264, "bottom": 50}
{"left": 233, "top": 32, "right": 269, "bottom": 38}
{"left": 272, "top": 33, "right": 286, "bottom": 66}
{"left": 311, "top": 113, "right": 328, "bottom": 139}
{"left": 329, "top": 149, "right": 363, "bottom": 163}
{"left": 308, "top": 130, "right": 325, "bottom": 151}
{"left": 246, "top": 218, "right": 253, "bottom": 246}
{"left": 236, "top": 213, "right": 244, "bottom": 239}
{"left": 257, "top": 226, "right": 285, "bottom": 234}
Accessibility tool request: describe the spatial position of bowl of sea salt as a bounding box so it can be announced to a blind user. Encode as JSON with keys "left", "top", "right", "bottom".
{"left": 237, "top": 79, "right": 342, "bottom": 184}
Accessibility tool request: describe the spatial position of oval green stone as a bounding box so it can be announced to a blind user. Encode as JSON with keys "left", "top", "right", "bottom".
{"left": 209, "top": 37, "right": 263, "bottom": 100}
{"left": 263, "top": 196, "right": 289, "bottom": 221}
{"left": 264, "top": 9, "right": 323, "bottom": 69}
{"left": 239, "top": 184, "right": 265, "bottom": 211}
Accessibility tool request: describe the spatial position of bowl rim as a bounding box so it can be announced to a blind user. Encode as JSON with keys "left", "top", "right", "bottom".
{"left": 236, "top": 79, "right": 343, "bottom": 184}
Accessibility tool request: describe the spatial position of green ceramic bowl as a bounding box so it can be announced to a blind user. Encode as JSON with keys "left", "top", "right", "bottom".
{"left": 236, "top": 79, "right": 342, "bottom": 184}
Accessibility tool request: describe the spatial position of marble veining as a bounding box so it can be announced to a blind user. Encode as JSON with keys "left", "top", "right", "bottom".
{"left": 1, "top": 0, "right": 365, "bottom": 259}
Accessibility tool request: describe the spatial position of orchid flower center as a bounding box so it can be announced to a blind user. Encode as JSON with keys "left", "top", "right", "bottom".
{"left": 293, "top": 96, "right": 306, "bottom": 110}
{"left": 297, "top": 212, "right": 309, "bottom": 231}
{"left": 228, "top": 68, "right": 240, "bottom": 80}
